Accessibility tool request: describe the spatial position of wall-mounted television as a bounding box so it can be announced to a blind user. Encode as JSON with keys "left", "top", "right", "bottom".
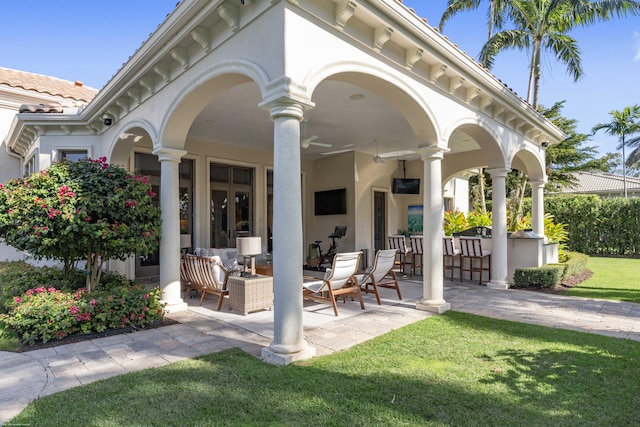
{"left": 314, "top": 188, "right": 347, "bottom": 215}
{"left": 392, "top": 178, "right": 420, "bottom": 194}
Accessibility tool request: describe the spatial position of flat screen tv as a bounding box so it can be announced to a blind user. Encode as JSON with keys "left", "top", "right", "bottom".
{"left": 392, "top": 178, "right": 420, "bottom": 194}
{"left": 314, "top": 188, "right": 347, "bottom": 215}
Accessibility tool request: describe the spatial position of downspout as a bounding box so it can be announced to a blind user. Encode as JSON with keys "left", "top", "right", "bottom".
{"left": 3, "top": 138, "right": 23, "bottom": 177}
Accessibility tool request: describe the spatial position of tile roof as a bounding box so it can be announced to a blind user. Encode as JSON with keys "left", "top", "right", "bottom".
{"left": 0, "top": 67, "right": 98, "bottom": 103}
{"left": 556, "top": 171, "right": 640, "bottom": 194}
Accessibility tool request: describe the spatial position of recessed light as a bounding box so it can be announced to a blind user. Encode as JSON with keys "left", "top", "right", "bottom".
{"left": 350, "top": 94, "right": 365, "bottom": 100}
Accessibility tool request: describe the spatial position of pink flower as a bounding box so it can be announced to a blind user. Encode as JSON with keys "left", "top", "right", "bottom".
{"left": 35, "top": 286, "right": 46, "bottom": 293}
{"left": 70, "top": 306, "right": 79, "bottom": 314}
{"left": 14, "top": 297, "right": 21, "bottom": 304}
{"left": 48, "top": 287, "right": 56, "bottom": 292}
{"left": 90, "top": 299, "right": 97, "bottom": 307}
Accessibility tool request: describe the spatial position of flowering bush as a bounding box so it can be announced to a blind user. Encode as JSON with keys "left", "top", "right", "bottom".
{"left": 0, "top": 261, "right": 84, "bottom": 314}
{"left": 1, "top": 282, "right": 164, "bottom": 345}
{"left": 0, "top": 157, "right": 161, "bottom": 291}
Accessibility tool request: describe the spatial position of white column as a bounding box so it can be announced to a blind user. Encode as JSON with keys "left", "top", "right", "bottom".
{"left": 261, "top": 100, "right": 315, "bottom": 366}
{"left": 530, "top": 180, "right": 546, "bottom": 239}
{"left": 152, "top": 147, "right": 188, "bottom": 312}
{"left": 416, "top": 146, "right": 451, "bottom": 314}
{"left": 487, "top": 167, "right": 510, "bottom": 289}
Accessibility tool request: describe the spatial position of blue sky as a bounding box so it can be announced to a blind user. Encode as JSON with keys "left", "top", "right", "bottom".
{"left": 1, "top": 1, "right": 638, "bottom": 157}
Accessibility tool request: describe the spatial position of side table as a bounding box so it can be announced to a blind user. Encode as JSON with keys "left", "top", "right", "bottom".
{"left": 228, "top": 274, "right": 274, "bottom": 315}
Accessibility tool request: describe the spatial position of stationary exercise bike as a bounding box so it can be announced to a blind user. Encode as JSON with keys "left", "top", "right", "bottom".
{"left": 310, "top": 226, "right": 347, "bottom": 270}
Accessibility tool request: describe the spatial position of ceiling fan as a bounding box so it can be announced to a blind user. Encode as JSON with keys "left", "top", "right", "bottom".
{"left": 301, "top": 120, "right": 332, "bottom": 149}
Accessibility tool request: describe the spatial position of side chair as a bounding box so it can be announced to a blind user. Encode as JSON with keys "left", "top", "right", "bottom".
{"left": 355, "top": 249, "right": 402, "bottom": 305}
{"left": 302, "top": 251, "right": 363, "bottom": 316}
{"left": 181, "top": 253, "right": 232, "bottom": 310}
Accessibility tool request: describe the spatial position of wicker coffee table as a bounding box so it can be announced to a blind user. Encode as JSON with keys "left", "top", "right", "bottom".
{"left": 228, "top": 274, "right": 274, "bottom": 315}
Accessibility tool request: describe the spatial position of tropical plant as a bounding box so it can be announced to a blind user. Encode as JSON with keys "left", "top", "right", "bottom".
{"left": 592, "top": 105, "right": 640, "bottom": 198}
{"left": 0, "top": 158, "right": 162, "bottom": 291}
{"left": 466, "top": 210, "right": 492, "bottom": 227}
{"left": 439, "top": 0, "right": 511, "bottom": 40}
{"left": 444, "top": 209, "right": 468, "bottom": 235}
{"left": 478, "top": 0, "right": 640, "bottom": 108}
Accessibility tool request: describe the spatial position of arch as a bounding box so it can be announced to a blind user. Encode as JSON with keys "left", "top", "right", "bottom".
{"left": 510, "top": 145, "right": 546, "bottom": 182}
{"left": 441, "top": 117, "right": 509, "bottom": 181}
{"left": 159, "top": 59, "right": 272, "bottom": 151}
{"left": 303, "top": 61, "right": 440, "bottom": 146}
{"left": 107, "top": 118, "right": 157, "bottom": 166}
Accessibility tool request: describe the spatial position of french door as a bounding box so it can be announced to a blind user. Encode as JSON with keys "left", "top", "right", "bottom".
{"left": 210, "top": 163, "right": 254, "bottom": 248}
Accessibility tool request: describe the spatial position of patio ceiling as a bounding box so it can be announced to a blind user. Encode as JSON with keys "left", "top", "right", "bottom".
{"left": 187, "top": 79, "right": 478, "bottom": 161}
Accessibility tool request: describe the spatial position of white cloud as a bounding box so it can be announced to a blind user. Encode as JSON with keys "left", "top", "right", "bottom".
{"left": 634, "top": 31, "right": 640, "bottom": 62}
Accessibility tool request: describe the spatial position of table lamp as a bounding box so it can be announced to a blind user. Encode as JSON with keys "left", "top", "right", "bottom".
{"left": 236, "top": 236, "right": 262, "bottom": 277}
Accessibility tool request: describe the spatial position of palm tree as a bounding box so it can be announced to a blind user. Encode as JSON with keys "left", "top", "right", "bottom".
{"left": 592, "top": 105, "right": 640, "bottom": 198}
{"left": 440, "top": 1, "right": 516, "bottom": 214}
{"left": 439, "top": 0, "right": 511, "bottom": 40}
{"left": 478, "top": 0, "right": 640, "bottom": 108}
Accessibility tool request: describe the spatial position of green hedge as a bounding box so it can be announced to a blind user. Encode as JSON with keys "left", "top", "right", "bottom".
{"left": 512, "top": 251, "right": 589, "bottom": 288}
{"left": 545, "top": 195, "right": 640, "bottom": 256}
{"left": 513, "top": 265, "right": 566, "bottom": 288}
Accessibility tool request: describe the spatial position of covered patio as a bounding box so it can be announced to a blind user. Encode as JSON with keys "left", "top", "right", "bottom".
{"left": 5, "top": 0, "right": 563, "bottom": 365}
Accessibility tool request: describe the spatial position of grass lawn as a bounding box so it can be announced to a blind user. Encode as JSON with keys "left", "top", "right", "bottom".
{"left": 563, "top": 256, "right": 640, "bottom": 303}
{"left": 10, "top": 311, "right": 640, "bottom": 426}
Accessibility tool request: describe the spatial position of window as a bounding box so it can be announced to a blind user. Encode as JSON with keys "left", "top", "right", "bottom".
{"left": 24, "top": 155, "right": 36, "bottom": 177}
{"left": 58, "top": 150, "right": 87, "bottom": 162}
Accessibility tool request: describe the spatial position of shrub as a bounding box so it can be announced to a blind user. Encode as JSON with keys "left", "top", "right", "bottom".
{"left": 512, "top": 265, "right": 565, "bottom": 288}
{"left": 1, "top": 282, "right": 164, "bottom": 345}
{"left": 561, "top": 252, "right": 589, "bottom": 280}
{"left": 0, "top": 261, "right": 83, "bottom": 314}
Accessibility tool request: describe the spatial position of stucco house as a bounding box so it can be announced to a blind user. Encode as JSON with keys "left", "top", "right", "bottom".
{"left": 1, "top": 0, "right": 563, "bottom": 364}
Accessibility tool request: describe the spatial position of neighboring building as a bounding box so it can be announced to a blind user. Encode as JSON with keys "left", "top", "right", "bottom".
{"left": 2, "top": 0, "right": 563, "bottom": 364}
{"left": 553, "top": 171, "right": 640, "bottom": 198}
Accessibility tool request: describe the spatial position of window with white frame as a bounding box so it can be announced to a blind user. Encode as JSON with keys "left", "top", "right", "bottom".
{"left": 57, "top": 150, "right": 88, "bottom": 162}
{"left": 24, "top": 155, "right": 36, "bottom": 177}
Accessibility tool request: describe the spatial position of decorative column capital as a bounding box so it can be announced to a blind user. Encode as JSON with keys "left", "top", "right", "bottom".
{"left": 416, "top": 145, "right": 449, "bottom": 161}
{"left": 266, "top": 99, "right": 307, "bottom": 122}
{"left": 487, "top": 167, "right": 511, "bottom": 179}
{"left": 529, "top": 179, "right": 546, "bottom": 188}
{"left": 152, "top": 147, "right": 187, "bottom": 163}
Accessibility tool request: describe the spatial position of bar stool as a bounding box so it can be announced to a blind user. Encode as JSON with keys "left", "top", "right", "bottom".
{"left": 388, "top": 235, "right": 412, "bottom": 275}
{"left": 409, "top": 235, "right": 423, "bottom": 276}
{"left": 459, "top": 237, "right": 491, "bottom": 285}
{"left": 442, "top": 236, "right": 460, "bottom": 280}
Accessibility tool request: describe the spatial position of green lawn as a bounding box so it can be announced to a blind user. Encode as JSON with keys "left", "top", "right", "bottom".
{"left": 10, "top": 311, "right": 640, "bottom": 426}
{"left": 563, "top": 256, "right": 640, "bottom": 303}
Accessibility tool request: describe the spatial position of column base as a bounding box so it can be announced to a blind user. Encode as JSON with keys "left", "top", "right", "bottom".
{"left": 416, "top": 300, "right": 451, "bottom": 314}
{"left": 261, "top": 345, "right": 316, "bottom": 366}
{"left": 161, "top": 300, "right": 189, "bottom": 313}
{"left": 487, "top": 280, "right": 510, "bottom": 290}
